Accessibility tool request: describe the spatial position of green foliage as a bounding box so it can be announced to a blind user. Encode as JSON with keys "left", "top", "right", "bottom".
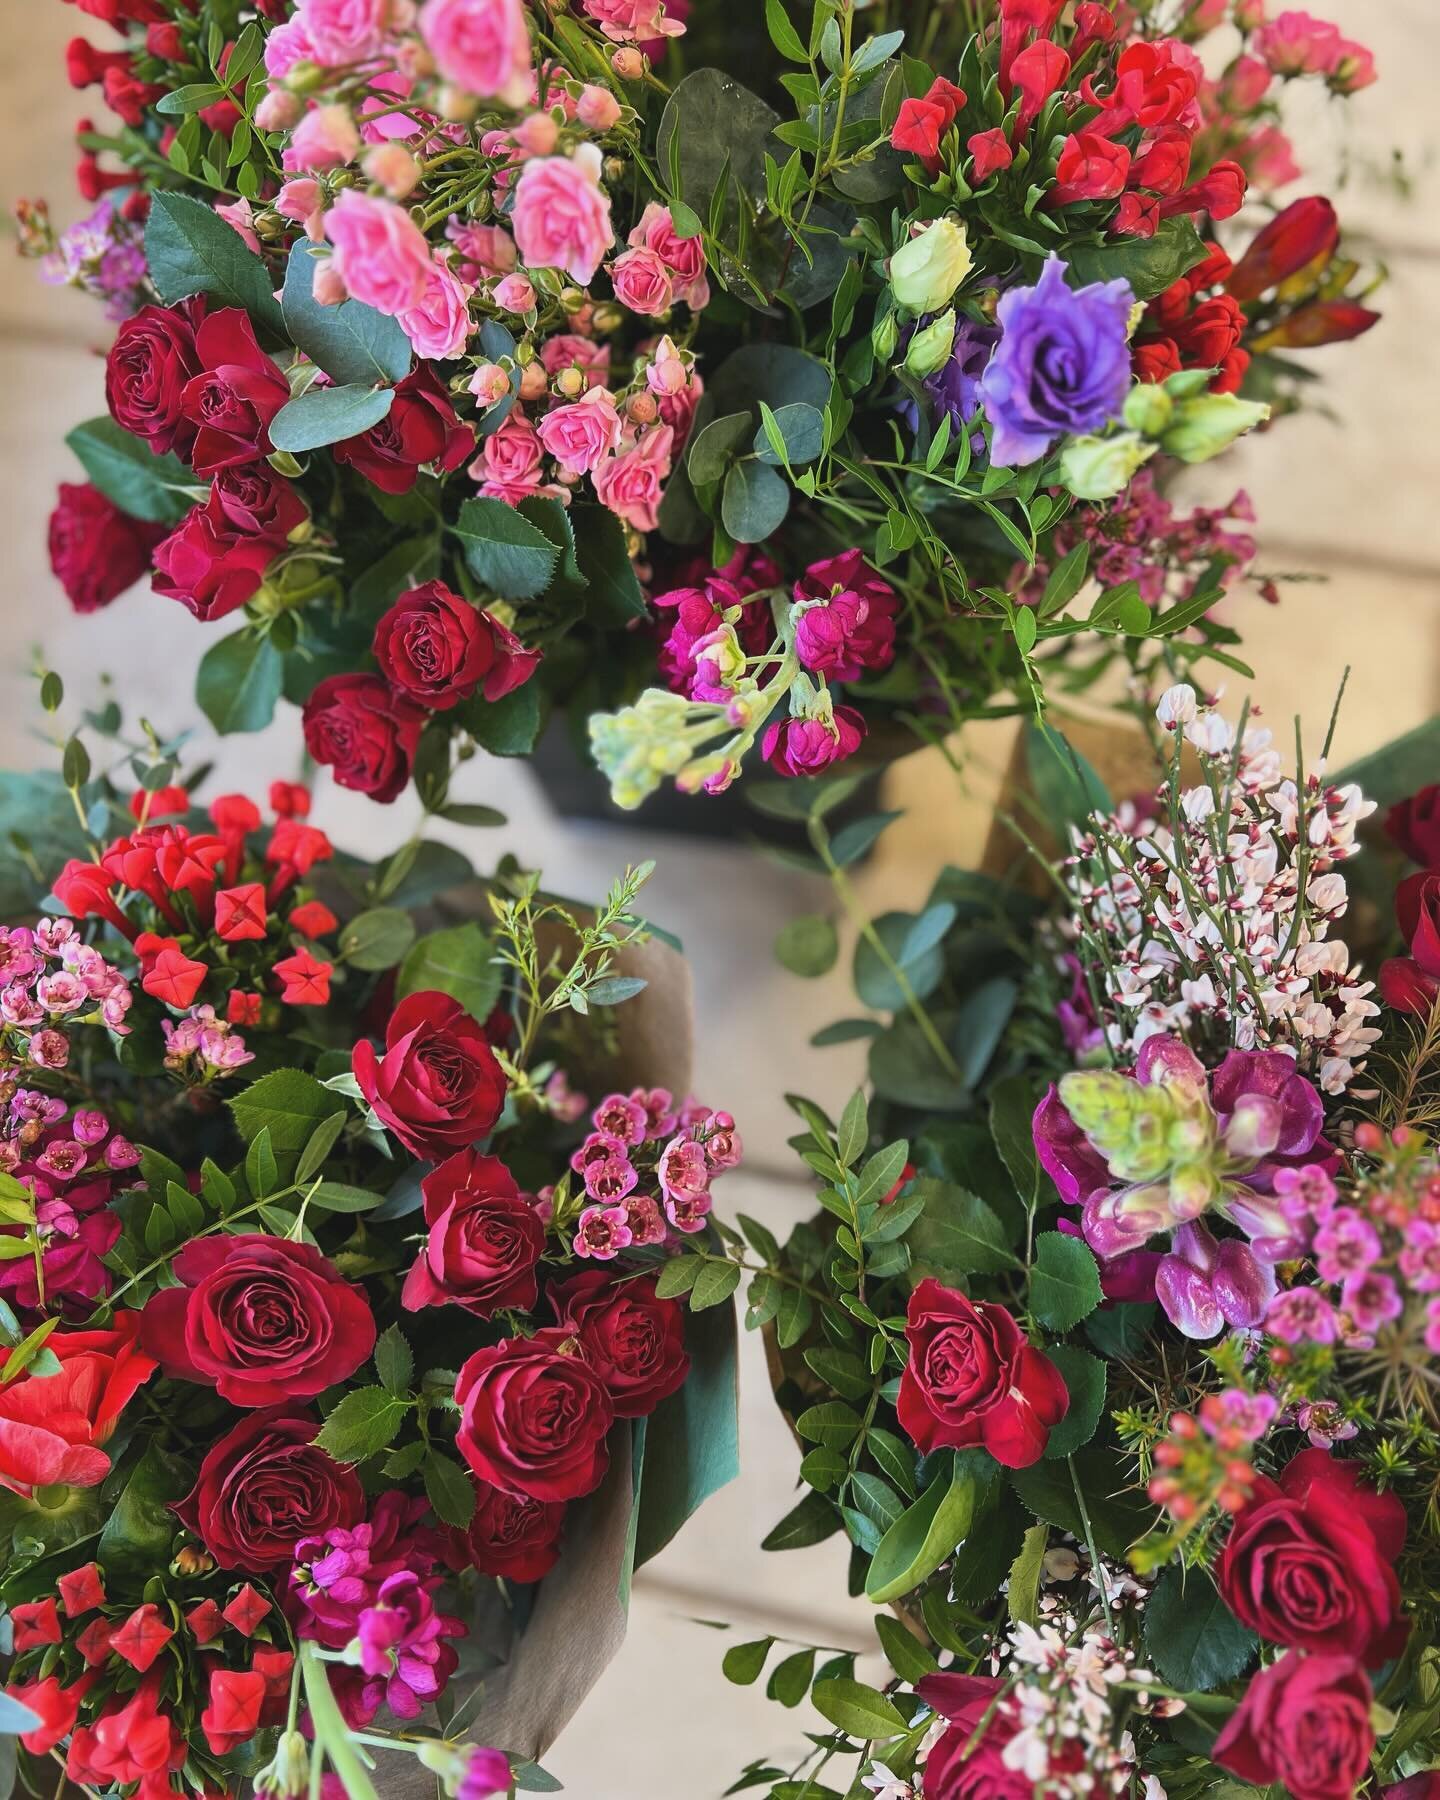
{"left": 865, "top": 1452, "right": 977, "bottom": 1603}
{"left": 454, "top": 497, "right": 560, "bottom": 599}
{"left": 64, "top": 418, "right": 194, "bottom": 524}
{"left": 396, "top": 922, "right": 502, "bottom": 1021}
{"left": 810, "top": 1678, "right": 907, "bottom": 1740}
{"left": 316, "top": 1387, "right": 412, "bottom": 1462}
{"left": 144, "top": 191, "right": 284, "bottom": 329}
{"left": 339, "top": 907, "right": 417, "bottom": 971}
{"left": 281, "top": 242, "right": 411, "bottom": 386}
{"left": 1030, "top": 1232, "right": 1103, "bottom": 1331}
{"left": 270, "top": 383, "right": 395, "bottom": 452}
{"left": 1144, "top": 1568, "right": 1257, "bottom": 1693}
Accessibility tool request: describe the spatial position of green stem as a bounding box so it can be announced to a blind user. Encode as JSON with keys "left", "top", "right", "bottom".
{"left": 299, "top": 1642, "right": 382, "bottom": 1800}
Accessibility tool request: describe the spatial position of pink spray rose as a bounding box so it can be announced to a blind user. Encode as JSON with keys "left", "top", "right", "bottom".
{"left": 277, "top": 179, "right": 326, "bottom": 243}
{"left": 264, "top": 18, "right": 317, "bottom": 78}
{"left": 591, "top": 424, "right": 672, "bottom": 531}
{"left": 420, "top": 0, "right": 532, "bottom": 106}
{"left": 325, "top": 189, "right": 433, "bottom": 316}
{"left": 536, "top": 387, "right": 623, "bottom": 475}
{"left": 295, "top": 0, "right": 401, "bottom": 65}
{"left": 540, "top": 333, "right": 610, "bottom": 387}
{"left": 448, "top": 221, "right": 517, "bottom": 279}
{"left": 582, "top": 0, "right": 684, "bottom": 43}
{"left": 609, "top": 246, "right": 672, "bottom": 317}
{"left": 510, "top": 144, "right": 615, "bottom": 285}
{"left": 475, "top": 413, "right": 547, "bottom": 504}
{"left": 398, "top": 261, "right": 474, "bottom": 360}
{"left": 283, "top": 103, "right": 362, "bottom": 173}
{"left": 627, "top": 201, "right": 708, "bottom": 307}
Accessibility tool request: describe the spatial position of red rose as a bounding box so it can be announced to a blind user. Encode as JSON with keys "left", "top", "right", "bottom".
{"left": 1386, "top": 784, "right": 1440, "bottom": 870}
{"left": 179, "top": 308, "right": 291, "bottom": 476}
{"left": 1213, "top": 1652, "right": 1374, "bottom": 1800}
{"left": 353, "top": 990, "right": 508, "bottom": 1159}
{"left": 332, "top": 365, "right": 473, "bottom": 495}
{"left": 151, "top": 492, "right": 279, "bottom": 621}
{"left": 373, "top": 580, "right": 541, "bottom": 711}
{"left": 211, "top": 463, "right": 308, "bottom": 540}
{"left": 549, "top": 1269, "right": 690, "bottom": 1419}
{"left": 401, "top": 1148, "right": 544, "bottom": 1317}
{"left": 1385, "top": 1778, "right": 1440, "bottom": 1800}
{"left": 48, "top": 482, "right": 164, "bottom": 613}
{"left": 455, "top": 1333, "right": 614, "bottom": 1503}
{"left": 0, "top": 1314, "right": 155, "bottom": 1498}
{"left": 1215, "top": 1446, "right": 1407, "bottom": 1665}
{"left": 896, "top": 1278, "right": 1068, "bottom": 1468}
{"left": 913, "top": 1674, "right": 1055, "bottom": 1799}
{"left": 1398, "top": 871, "right": 1440, "bottom": 973}
{"left": 139, "top": 1236, "right": 376, "bottom": 1407}
{"left": 104, "top": 299, "right": 203, "bottom": 456}
{"left": 174, "top": 1406, "right": 364, "bottom": 1572}
{"left": 460, "top": 1477, "right": 565, "bottom": 1583}
{"left": 302, "top": 673, "right": 424, "bottom": 804}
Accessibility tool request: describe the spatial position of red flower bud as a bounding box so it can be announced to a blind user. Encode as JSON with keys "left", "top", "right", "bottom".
{"left": 1051, "top": 131, "right": 1131, "bottom": 205}
{"left": 1260, "top": 298, "right": 1381, "bottom": 349}
{"left": 1227, "top": 196, "right": 1340, "bottom": 301}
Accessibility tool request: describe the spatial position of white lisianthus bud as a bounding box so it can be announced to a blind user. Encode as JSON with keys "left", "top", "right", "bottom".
{"left": 1058, "top": 430, "right": 1155, "bottom": 501}
{"left": 1123, "top": 382, "right": 1174, "bottom": 436}
{"left": 903, "top": 307, "right": 956, "bottom": 379}
{"left": 1162, "top": 392, "right": 1270, "bottom": 462}
{"left": 889, "top": 217, "right": 973, "bottom": 314}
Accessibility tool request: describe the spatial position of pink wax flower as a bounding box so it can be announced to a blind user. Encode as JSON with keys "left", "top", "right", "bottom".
{"left": 763, "top": 706, "right": 866, "bottom": 778}
{"left": 1199, "top": 1387, "right": 1277, "bottom": 1443}
{"left": 591, "top": 1092, "right": 648, "bottom": 1145}
{"left": 623, "top": 1194, "right": 667, "bottom": 1246}
{"left": 1271, "top": 1161, "right": 1338, "bottom": 1227}
{"left": 627, "top": 202, "right": 708, "bottom": 307}
{"left": 657, "top": 1135, "right": 710, "bottom": 1210}
{"left": 474, "top": 413, "right": 547, "bottom": 504}
{"left": 573, "top": 1204, "right": 634, "bottom": 1260}
{"left": 1399, "top": 1220, "right": 1440, "bottom": 1294}
{"left": 1265, "top": 1284, "right": 1338, "bottom": 1344}
{"left": 284, "top": 103, "right": 361, "bottom": 172}
{"left": 536, "top": 387, "right": 623, "bottom": 474}
{"left": 1426, "top": 1299, "right": 1440, "bottom": 1357}
{"left": 1341, "top": 1270, "right": 1403, "bottom": 1334}
{"left": 398, "top": 261, "right": 474, "bottom": 360}
{"left": 1253, "top": 10, "right": 1342, "bottom": 76}
{"left": 1290, "top": 1398, "right": 1357, "bottom": 1448}
{"left": 325, "top": 189, "right": 433, "bottom": 315}
{"left": 420, "top": 0, "right": 532, "bottom": 106}
{"left": 511, "top": 144, "right": 615, "bottom": 284}
{"left": 296, "top": 0, "right": 401, "bottom": 66}
{"left": 1312, "top": 1208, "right": 1381, "bottom": 1285}
{"left": 591, "top": 424, "right": 673, "bottom": 531}
{"left": 609, "top": 246, "right": 673, "bottom": 317}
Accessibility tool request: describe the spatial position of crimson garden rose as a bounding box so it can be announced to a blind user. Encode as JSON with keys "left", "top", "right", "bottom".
{"left": 897, "top": 1277, "right": 1068, "bottom": 1467}
{"left": 151, "top": 491, "right": 281, "bottom": 621}
{"left": 104, "top": 297, "right": 203, "bottom": 456}
{"left": 301, "top": 673, "right": 424, "bottom": 803}
{"left": 1215, "top": 1446, "right": 1406, "bottom": 1665}
{"left": 549, "top": 1268, "right": 690, "bottom": 1418}
{"left": 0, "top": 1314, "right": 155, "bottom": 1497}
{"left": 373, "top": 580, "right": 541, "bottom": 711}
{"left": 1386, "top": 784, "right": 1440, "bottom": 870}
{"left": 211, "top": 463, "right": 308, "bottom": 539}
{"left": 332, "top": 365, "right": 473, "bottom": 494}
{"left": 461, "top": 1477, "right": 565, "bottom": 1583}
{"left": 138, "top": 1236, "right": 377, "bottom": 1407}
{"left": 352, "top": 990, "right": 508, "bottom": 1159}
{"left": 48, "top": 483, "right": 165, "bottom": 614}
{"left": 1213, "top": 1652, "right": 1374, "bottom": 1800}
{"left": 913, "top": 1673, "right": 1080, "bottom": 1799}
{"left": 174, "top": 1406, "right": 364, "bottom": 1572}
{"left": 178, "top": 308, "right": 291, "bottom": 475}
{"left": 455, "top": 1332, "right": 614, "bottom": 1502}
{"left": 401, "top": 1148, "right": 544, "bottom": 1317}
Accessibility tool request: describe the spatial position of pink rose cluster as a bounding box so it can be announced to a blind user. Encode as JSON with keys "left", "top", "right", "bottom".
{"left": 567, "top": 1087, "right": 743, "bottom": 1258}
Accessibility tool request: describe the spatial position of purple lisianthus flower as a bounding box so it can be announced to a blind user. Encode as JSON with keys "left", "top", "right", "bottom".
{"left": 977, "top": 256, "right": 1134, "bottom": 466}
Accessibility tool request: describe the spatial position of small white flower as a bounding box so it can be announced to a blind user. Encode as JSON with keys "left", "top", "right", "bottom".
{"left": 1155, "top": 683, "right": 1197, "bottom": 729}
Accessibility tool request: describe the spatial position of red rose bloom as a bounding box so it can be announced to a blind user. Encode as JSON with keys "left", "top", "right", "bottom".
{"left": 151, "top": 492, "right": 278, "bottom": 621}
{"left": 302, "top": 673, "right": 424, "bottom": 804}
{"left": 48, "top": 482, "right": 164, "bottom": 614}
{"left": 174, "top": 1406, "right": 364, "bottom": 1572}
{"left": 402, "top": 1148, "right": 543, "bottom": 1317}
{"left": 461, "top": 1477, "right": 565, "bottom": 1583}
{"left": 1215, "top": 1446, "right": 1407, "bottom": 1666}
{"left": 455, "top": 1333, "right": 614, "bottom": 1503}
{"left": 897, "top": 1278, "right": 1068, "bottom": 1468}
{"left": 332, "top": 365, "right": 473, "bottom": 495}
{"left": 0, "top": 1314, "right": 155, "bottom": 1498}
{"left": 179, "top": 308, "right": 291, "bottom": 475}
{"left": 1386, "top": 784, "right": 1440, "bottom": 870}
{"left": 1213, "top": 1653, "right": 1374, "bottom": 1800}
{"left": 373, "top": 580, "right": 542, "bottom": 711}
{"left": 104, "top": 298, "right": 203, "bottom": 456}
{"left": 549, "top": 1269, "right": 690, "bottom": 1419}
{"left": 914, "top": 1674, "right": 1075, "bottom": 1799}
{"left": 353, "top": 991, "right": 508, "bottom": 1160}
{"left": 139, "top": 1236, "right": 376, "bottom": 1408}
{"left": 211, "top": 462, "right": 308, "bottom": 540}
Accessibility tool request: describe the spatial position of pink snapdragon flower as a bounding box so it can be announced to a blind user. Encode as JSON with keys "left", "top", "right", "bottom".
{"left": 325, "top": 189, "right": 433, "bottom": 314}
{"left": 420, "top": 0, "right": 532, "bottom": 106}
{"left": 536, "top": 387, "right": 623, "bottom": 474}
{"left": 398, "top": 260, "right": 474, "bottom": 360}
{"left": 591, "top": 424, "right": 673, "bottom": 531}
{"left": 510, "top": 144, "right": 615, "bottom": 284}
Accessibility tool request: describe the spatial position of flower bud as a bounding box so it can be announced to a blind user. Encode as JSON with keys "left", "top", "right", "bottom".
{"left": 871, "top": 311, "right": 899, "bottom": 360}
{"left": 611, "top": 47, "right": 645, "bottom": 79}
{"left": 283, "top": 60, "right": 328, "bottom": 96}
{"left": 518, "top": 361, "right": 548, "bottom": 401}
{"left": 363, "top": 141, "right": 420, "bottom": 199}
{"left": 553, "top": 364, "right": 586, "bottom": 398}
{"left": 904, "top": 307, "right": 956, "bottom": 378}
{"left": 493, "top": 273, "right": 536, "bottom": 314}
{"left": 889, "top": 217, "right": 973, "bottom": 314}
{"left": 1058, "top": 430, "right": 1155, "bottom": 501}
{"left": 627, "top": 391, "right": 659, "bottom": 423}
{"left": 312, "top": 262, "right": 348, "bottom": 306}
{"left": 1123, "top": 383, "right": 1174, "bottom": 436}
{"left": 255, "top": 89, "right": 303, "bottom": 131}
{"left": 468, "top": 362, "right": 510, "bottom": 407}
{"left": 577, "top": 83, "right": 622, "bottom": 130}
{"left": 515, "top": 111, "right": 559, "bottom": 155}
{"left": 1226, "top": 195, "right": 1339, "bottom": 301}
{"left": 1161, "top": 392, "right": 1270, "bottom": 462}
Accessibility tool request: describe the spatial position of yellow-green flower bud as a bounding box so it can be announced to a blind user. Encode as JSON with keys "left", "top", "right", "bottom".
{"left": 1162, "top": 393, "right": 1271, "bottom": 463}
{"left": 1059, "top": 431, "right": 1156, "bottom": 501}
{"left": 904, "top": 308, "right": 956, "bottom": 379}
{"left": 1123, "top": 383, "right": 1174, "bottom": 437}
{"left": 889, "top": 218, "right": 973, "bottom": 315}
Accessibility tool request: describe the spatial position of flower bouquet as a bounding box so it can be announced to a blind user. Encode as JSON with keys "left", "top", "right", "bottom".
{"left": 656, "top": 691, "right": 1440, "bottom": 1800}
{"left": 0, "top": 690, "right": 742, "bottom": 1797}
{"left": 23, "top": 0, "right": 1383, "bottom": 820}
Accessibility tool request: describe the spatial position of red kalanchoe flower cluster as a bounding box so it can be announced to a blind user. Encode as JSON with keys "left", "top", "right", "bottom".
{"left": 1134, "top": 241, "right": 1250, "bottom": 392}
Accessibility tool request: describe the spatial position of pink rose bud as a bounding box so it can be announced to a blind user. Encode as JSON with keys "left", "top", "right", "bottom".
{"left": 644, "top": 332, "right": 687, "bottom": 396}
{"left": 515, "top": 111, "right": 560, "bottom": 155}
{"left": 277, "top": 177, "right": 325, "bottom": 223}
{"left": 626, "top": 391, "right": 659, "bottom": 423}
{"left": 577, "top": 84, "right": 622, "bottom": 130}
{"left": 469, "top": 362, "right": 510, "bottom": 406}
{"left": 554, "top": 364, "right": 587, "bottom": 398}
{"left": 286, "top": 102, "right": 360, "bottom": 171}
{"left": 312, "top": 261, "right": 349, "bottom": 305}
{"left": 611, "top": 47, "right": 644, "bottom": 79}
{"left": 494, "top": 272, "right": 537, "bottom": 313}
{"left": 518, "top": 361, "right": 549, "bottom": 401}
{"left": 255, "top": 89, "right": 303, "bottom": 131}
{"left": 363, "top": 141, "right": 421, "bottom": 198}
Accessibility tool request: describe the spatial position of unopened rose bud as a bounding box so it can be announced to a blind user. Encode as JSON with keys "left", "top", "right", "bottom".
{"left": 626, "top": 391, "right": 658, "bottom": 424}
{"left": 438, "top": 83, "right": 480, "bottom": 124}
{"left": 283, "top": 60, "right": 327, "bottom": 96}
{"left": 1123, "top": 383, "right": 1174, "bottom": 436}
{"left": 493, "top": 273, "right": 536, "bottom": 314}
{"left": 553, "top": 364, "right": 586, "bottom": 398}
{"left": 591, "top": 303, "right": 624, "bottom": 332}
{"left": 518, "top": 361, "right": 548, "bottom": 401}
{"left": 1060, "top": 431, "right": 1155, "bottom": 501}
{"left": 515, "top": 111, "right": 559, "bottom": 155}
{"left": 611, "top": 47, "right": 645, "bottom": 79}
{"left": 469, "top": 362, "right": 510, "bottom": 406}
{"left": 363, "top": 141, "right": 420, "bottom": 198}
{"left": 577, "top": 83, "right": 622, "bottom": 130}
{"left": 255, "top": 89, "right": 303, "bottom": 131}
{"left": 603, "top": 156, "right": 626, "bottom": 185}
{"left": 889, "top": 217, "right": 973, "bottom": 314}
{"left": 312, "top": 262, "right": 348, "bottom": 306}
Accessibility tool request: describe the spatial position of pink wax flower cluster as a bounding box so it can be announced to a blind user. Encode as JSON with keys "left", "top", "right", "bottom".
{"left": 569, "top": 1086, "right": 743, "bottom": 1255}
{"left": 0, "top": 921, "right": 133, "bottom": 1071}
{"left": 160, "top": 1004, "right": 256, "bottom": 1080}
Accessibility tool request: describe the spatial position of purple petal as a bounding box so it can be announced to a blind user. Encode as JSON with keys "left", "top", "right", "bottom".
{"left": 1136, "top": 1034, "right": 1207, "bottom": 1098}
{"left": 1211, "top": 1239, "right": 1277, "bottom": 1328}
{"left": 1155, "top": 1255, "right": 1224, "bottom": 1339}
{"left": 1032, "top": 1083, "right": 1111, "bottom": 1206}
{"left": 1223, "top": 1093, "right": 1282, "bottom": 1160}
